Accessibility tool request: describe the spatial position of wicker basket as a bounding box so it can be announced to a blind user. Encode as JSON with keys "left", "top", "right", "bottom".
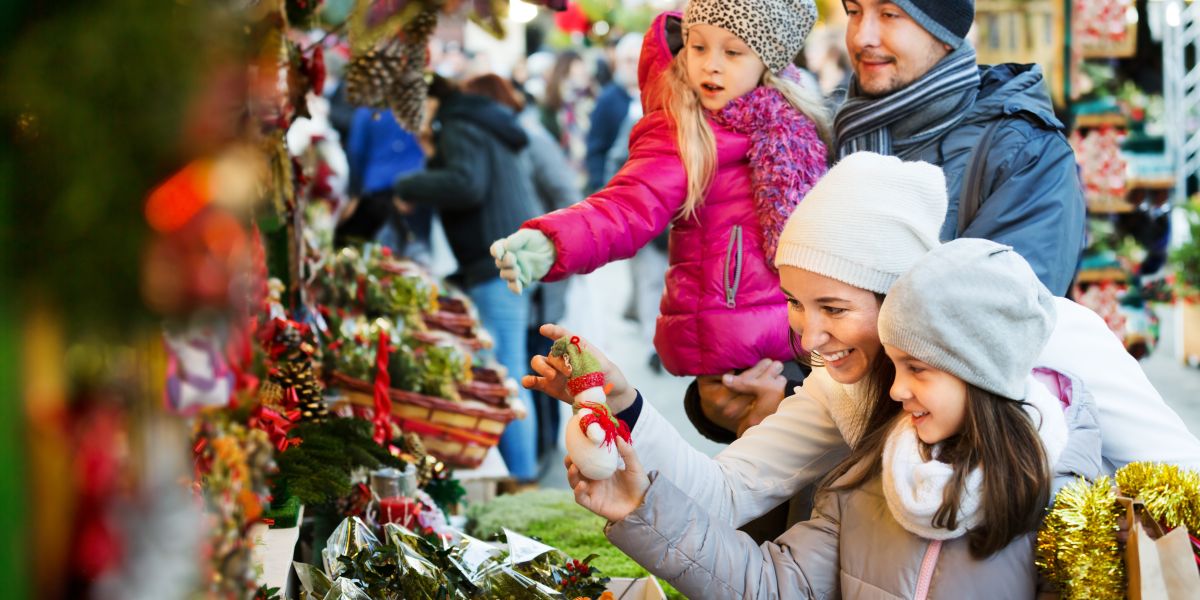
{"left": 329, "top": 371, "right": 517, "bottom": 469}
{"left": 458, "top": 367, "right": 512, "bottom": 408}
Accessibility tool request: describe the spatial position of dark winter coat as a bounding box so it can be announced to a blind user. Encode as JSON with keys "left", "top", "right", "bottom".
{"left": 394, "top": 93, "right": 541, "bottom": 287}
{"left": 585, "top": 82, "right": 634, "bottom": 193}
{"left": 908, "top": 63, "right": 1086, "bottom": 296}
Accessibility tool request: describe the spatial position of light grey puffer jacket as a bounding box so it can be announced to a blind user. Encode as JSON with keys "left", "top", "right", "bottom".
{"left": 606, "top": 396, "right": 1103, "bottom": 599}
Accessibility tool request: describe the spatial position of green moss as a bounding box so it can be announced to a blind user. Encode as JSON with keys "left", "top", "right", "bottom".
{"left": 263, "top": 494, "right": 302, "bottom": 529}
{"left": 466, "top": 490, "right": 683, "bottom": 599}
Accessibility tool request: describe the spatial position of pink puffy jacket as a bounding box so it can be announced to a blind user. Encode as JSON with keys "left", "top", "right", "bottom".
{"left": 523, "top": 12, "right": 825, "bottom": 376}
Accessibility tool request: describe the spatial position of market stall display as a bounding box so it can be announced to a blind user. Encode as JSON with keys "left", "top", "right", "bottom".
{"left": 1066, "top": 1, "right": 1172, "bottom": 360}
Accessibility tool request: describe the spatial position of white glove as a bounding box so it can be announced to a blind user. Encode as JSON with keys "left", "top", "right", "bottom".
{"left": 489, "top": 228, "right": 556, "bottom": 294}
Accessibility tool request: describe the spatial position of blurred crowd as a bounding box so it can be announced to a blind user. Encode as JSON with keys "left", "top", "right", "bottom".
{"left": 291, "top": 25, "right": 851, "bottom": 485}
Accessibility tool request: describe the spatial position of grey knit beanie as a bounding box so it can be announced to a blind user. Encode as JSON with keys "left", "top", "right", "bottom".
{"left": 889, "top": 0, "right": 975, "bottom": 49}
{"left": 774, "top": 152, "right": 947, "bottom": 294}
{"left": 878, "top": 239, "right": 1057, "bottom": 400}
{"left": 683, "top": 0, "right": 818, "bottom": 73}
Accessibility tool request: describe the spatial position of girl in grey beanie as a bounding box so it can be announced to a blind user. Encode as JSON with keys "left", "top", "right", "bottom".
{"left": 869, "top": 238, "right": 1067, "bottom": 557}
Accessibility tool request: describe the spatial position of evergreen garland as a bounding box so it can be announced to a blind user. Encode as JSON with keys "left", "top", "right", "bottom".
{"left": 273, "top": 417, "right": 402, "bottom": 507}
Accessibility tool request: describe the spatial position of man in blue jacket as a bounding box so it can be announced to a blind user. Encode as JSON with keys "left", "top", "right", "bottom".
{"left": 834, "top": 0, "right": 1085, "bottom": 295}
{"left": 583, "top": 33, "right": 643, "bottom": 194}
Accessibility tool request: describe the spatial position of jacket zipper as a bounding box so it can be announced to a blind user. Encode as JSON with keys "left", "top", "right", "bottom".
{"left": 913, "top": 539, "right": 943, "bottom": 600}
{"left": 723, "top": 225, "right": 743, "bottom": 309}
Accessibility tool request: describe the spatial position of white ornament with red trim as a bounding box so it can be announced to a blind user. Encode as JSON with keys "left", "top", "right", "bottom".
{"left": 550, "top": 336, "right": 631, "bottom": 480}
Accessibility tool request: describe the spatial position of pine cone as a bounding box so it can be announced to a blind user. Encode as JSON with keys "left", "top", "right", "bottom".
{"left": 345, "top": 9, "right": 437, "bottom": 132}
{"left": 388, "top": 42, "right": 428, "bottom": 131}
{"left": 344, "top": 38, "right": 406, "bottom": 109}
{"left": 403, "top": 9, "right": 438, "bottom": 43}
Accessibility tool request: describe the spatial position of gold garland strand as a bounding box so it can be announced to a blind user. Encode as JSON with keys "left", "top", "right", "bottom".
{"left": 1037, "top": 476, "right": 1124, "bottom": 599}
{"left": 1115, "top": 462, "right": 1200, "bottom": 537}
{"left": 1038, "top": 463, "right": 1200, "bottom": 599}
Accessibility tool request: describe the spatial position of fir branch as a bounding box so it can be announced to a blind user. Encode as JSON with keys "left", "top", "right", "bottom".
{"left": 273, "top": 417, "right": 402, "bottom": 506}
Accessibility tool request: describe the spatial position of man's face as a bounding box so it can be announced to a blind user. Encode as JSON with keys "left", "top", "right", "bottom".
{"left": 843, "top": 0, "right": 951, "bottom": 97}
{"left": 612, "top": 36, "right": 643, "bottom": 91}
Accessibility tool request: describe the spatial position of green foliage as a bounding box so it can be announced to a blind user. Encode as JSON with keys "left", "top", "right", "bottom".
{"left": 253, "top": 585, "right": 283, "bottom": 600}
{"left": 516, "top": 553, "right": 609, "bottom": 599}
{"left": 423, "top": 477, "right": 467, "bottom": 515}
{"left": 273, "top": 418, "right": 402, "bottom": 507}
{"left": 465, "top": 490, "right": 683, "bottom": 598}
{"left": 388, "top": 342, "right": 467, "bottom": 401}
{"left": 263, "top": 494, "right": 303, "bottom": 529}
{"left": 335, "top": 546, "right": 449, "bottom": 600}
{"left": 1171, "top": 203, "right": 1200, "bottom": 295}
{"left": 2, "top": 0, "right": 235, "bottom": 330}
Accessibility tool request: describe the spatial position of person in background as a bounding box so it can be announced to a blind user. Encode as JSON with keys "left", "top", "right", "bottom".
{"left": 540, "top": 50, "right": 596, "bottom": 185}
{"left": 392, "top": 75, "right": 544, "bottom": 483}
{"left": 585, "top": 33, "right": 643, "bottom": 194}
{"left": 339, "top": 108, "right": 431, "bottom": 260}
{"left": 803, "top": 24, "right": 852, "bottom": 108}
{"left": 462, "top": 73, "right": 582, "bottom": 473}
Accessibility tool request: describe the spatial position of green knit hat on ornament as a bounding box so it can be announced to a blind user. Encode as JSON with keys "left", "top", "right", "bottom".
{"left": 549, "top": 335, "right": 605, "bottom": 397}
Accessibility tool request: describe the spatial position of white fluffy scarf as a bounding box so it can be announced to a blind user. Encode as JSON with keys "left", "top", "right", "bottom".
{"left": 881, "top": 376, "right": 1068, "bottom": 540}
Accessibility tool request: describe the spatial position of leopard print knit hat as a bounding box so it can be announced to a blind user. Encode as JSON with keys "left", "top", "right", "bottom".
{"left": 683, "top": 0, "right": 818, "bottom": 74}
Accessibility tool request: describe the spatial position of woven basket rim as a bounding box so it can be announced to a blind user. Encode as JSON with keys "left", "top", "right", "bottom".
{"left": 329, "top": 370, "right": 517, "bottom": 422}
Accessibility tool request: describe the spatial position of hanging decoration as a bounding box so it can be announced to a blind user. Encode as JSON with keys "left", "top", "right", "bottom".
{"left": 549, "top": 335, "right": 629, "bottom": 481}
{"left": 344, "top": 0, "right": 566, "bottom": 132}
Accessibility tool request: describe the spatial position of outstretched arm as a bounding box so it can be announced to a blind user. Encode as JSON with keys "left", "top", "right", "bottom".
{"left": 526, "top": 324, "right": 850, "bottom": 527}
{"left": 604, "top": 470, "right": 841, "bottom": 599}
{"left": 521, "top": 112, "right": 687, "bottom": 282}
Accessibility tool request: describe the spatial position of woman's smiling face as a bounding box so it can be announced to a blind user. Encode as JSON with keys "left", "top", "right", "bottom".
{"left": 779, "top": 266, "right": 884, "bottom": 385}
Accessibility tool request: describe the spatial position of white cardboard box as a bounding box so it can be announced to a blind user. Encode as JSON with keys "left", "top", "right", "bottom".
{"left": 604, "top": 576, "right": 668, "bottom": 600}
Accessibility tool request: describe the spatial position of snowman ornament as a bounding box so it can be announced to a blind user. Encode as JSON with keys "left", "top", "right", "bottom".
{"left": 550, "top": 335, "right": 631, "bottom": 480}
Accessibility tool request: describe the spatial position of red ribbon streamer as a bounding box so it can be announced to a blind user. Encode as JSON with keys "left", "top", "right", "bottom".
{"left": 577, "top": 401, "right": 632, "bottom": 447}
{"left": 372, "top": 330, "right": 392, "bottom": 444}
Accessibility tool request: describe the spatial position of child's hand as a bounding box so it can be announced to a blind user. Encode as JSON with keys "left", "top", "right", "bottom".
{"left": 722, "top": 359, "right": 788, "bottom": 436}
{"left": 489, "top": 229, "right": 555, "bottom": 294}
{"left": 567, "top": 439, "right": 649, "bottom": 523}
{"left": 522, "top": 324, "right": 637, "bottom": 412}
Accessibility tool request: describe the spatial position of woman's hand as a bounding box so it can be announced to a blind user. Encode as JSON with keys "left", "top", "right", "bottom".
{"left": 567, "top": 439, "right": 650, "bottom": 523}
{"left": 522, "top": 324, "right": 637, "bottom": 412}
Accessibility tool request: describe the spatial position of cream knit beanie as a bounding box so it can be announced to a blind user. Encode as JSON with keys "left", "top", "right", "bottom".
{"left": 878, "top": 239, "right": 1057, "bottom": 399}
{"left": 774, "top": 152, "right": 947, "bottom": 294}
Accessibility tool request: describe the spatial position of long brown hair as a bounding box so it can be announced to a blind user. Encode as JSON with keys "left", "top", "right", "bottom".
{"left": 543, "top": 51, "right": 583, "bottom": 113}
{"left": 824, "top": 383, "right": 1051, "bottom": 559}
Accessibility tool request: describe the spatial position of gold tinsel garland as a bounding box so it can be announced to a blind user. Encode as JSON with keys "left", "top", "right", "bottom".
{"left": 1037, "top": 476, "right": 1124, "bottom": 599}
{"left": 1037, "top": 463, "right": 1200, "bottom": 599}
{"left": 1116, "top": 462, "right": 1200, "bottom": 538}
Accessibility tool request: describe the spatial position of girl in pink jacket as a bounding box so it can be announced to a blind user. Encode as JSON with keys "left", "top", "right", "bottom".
{"left": 490, "top": 1, "right": 830, "bottom": 378}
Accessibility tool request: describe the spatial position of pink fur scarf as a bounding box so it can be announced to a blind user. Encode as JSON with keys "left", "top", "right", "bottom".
{"left": 709, "top": 83, "right": 828, "bottom": 271}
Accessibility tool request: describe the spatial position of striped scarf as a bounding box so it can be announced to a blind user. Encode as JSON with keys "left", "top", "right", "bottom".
{"left": 834, "top": 45, "right": 981, "bottom": 160}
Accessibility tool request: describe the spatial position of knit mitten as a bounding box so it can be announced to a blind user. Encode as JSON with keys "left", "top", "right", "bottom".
{"left": 489, "top": 228, "right": 556, "bottom": 294}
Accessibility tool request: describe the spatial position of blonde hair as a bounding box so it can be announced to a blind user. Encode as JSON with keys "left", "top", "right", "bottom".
{"left": 662, "top": 52, "right": 832, "bottom": 220}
